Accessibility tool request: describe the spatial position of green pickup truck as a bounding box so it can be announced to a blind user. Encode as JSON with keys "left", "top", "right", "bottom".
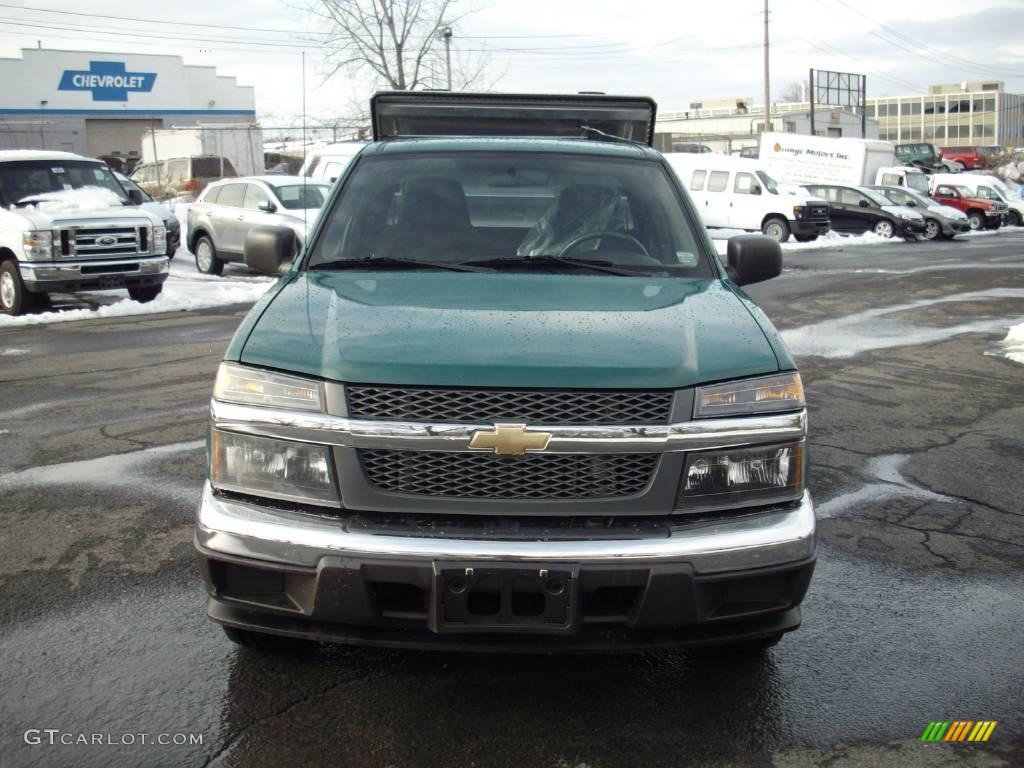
{"left": 195, "top": 93, "right": 815, "bottom": 653}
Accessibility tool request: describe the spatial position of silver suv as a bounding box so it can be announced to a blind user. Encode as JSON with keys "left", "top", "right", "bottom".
{"left": 186, "top": 176, "right": 331, "bottom": 275}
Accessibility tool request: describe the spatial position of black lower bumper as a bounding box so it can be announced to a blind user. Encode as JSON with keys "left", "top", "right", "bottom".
{"left": 791, "top": 220, "right": 830, "bottom": 237}
{"left": 25, "top": 272, "right": 167, "bottom": 294}
{"left": 199, "top": 546, "right": 815, "bottom": 652}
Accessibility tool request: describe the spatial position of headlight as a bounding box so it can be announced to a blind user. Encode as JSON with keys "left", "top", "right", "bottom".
{"left": 214, "top": 362, "right": 323, "bottom": 411}
{"left": 211, "top": 430, "right": 338, "bottom": 506}
{"left": 679, "top": 441, "right": 804, "bottom": 510}
{"left": 793, "top": 205, "right": 806, "bottom": 219}
{"left": 694, "top": 373, "right": 804, "bottom": 419}
{"left": 23, "top": 230, "right": 53, "bottom": 260}
{"left": 152, "top": 224, "right": 167, "bottom": 255}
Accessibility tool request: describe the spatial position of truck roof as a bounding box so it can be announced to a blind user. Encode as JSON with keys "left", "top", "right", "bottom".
{"left": 362, "top": 136, "right": 660, "bottom": 161}
{"left": 0, "top": 149, "right": 96, "bottom": 163}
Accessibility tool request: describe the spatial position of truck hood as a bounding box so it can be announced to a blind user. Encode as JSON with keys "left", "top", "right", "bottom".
{"left": 237, "top": 272, "right": 783, "bottom": 389}
{"left": 9, "top": 204, "right": 162, "bottom": 229}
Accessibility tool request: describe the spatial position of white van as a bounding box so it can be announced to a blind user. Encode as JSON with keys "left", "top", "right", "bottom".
{"left": 298, "top": 141, "right": 367, "bottom": 183}
{"left": 665, "top": 153, "right": 830, "bottom": 242}
{"left": 930, "top": 173, "right": 1024, "bottom": 227}
{"left": 874, "top": 167, "right": 931, "bottom": 195}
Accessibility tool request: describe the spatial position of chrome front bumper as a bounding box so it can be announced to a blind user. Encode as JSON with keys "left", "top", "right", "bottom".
{"left": 196, "top": 481, "right": 816, "bottom": 575}
{"left": 20, "top": 256, "right": 169, "bottom": 287}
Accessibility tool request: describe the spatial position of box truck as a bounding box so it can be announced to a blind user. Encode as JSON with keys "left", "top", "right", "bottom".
{"left": 758, "top": 133, "right": 929, "bottom": 193}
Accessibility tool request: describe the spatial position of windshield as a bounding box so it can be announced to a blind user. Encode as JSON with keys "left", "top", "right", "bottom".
{"left": 270, "top": 183, "right": 332, "bottom": 210}
{"left": 906, "top": 174, "right": 930, "bottom": 193}
{"left": 755, "top": 170, "right": 779, "bottom": 194}
{"left": 0, "top": 160, "right": 129, "bottom": 206}
{"left": 861, "top": 189, "right": 893, "bottom": 207}
{"left": 306, "top": 152, "right": 710, "bottom": 277}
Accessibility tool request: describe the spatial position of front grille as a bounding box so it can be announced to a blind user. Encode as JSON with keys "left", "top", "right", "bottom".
{"left": 59, "top": 226, "right": 146, "bottom": 258}
{"left": 347, "top": 387, "right": 673, "bottom": 425}
{"left": 809, "top": 205, "right": 830, "bottom": 220}
{"left": 360, "top": 450, "right": 658, "bottom": 499}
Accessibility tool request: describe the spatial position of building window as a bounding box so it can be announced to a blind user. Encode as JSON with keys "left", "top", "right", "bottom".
{"left": 784, "top": 120, "right": 797, "bottom": 132}
{"left": 866, "top": 105, "right": 876, "bottom": 118}
{"left": 907, "top": 101, "right": 921, "bottom": 115}
{"left": 827, "top": 127, "right": 842, "bottom": 137}
{"left": 983, "top": 98, "right": 996, "bottom": 112}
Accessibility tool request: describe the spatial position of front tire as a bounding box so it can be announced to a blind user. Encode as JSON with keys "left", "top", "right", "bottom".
{"left": 872, "top": 219, "right": 895, "bottom": 238}
{"left": 128, "top": 284, "right": 163, "bottom": 303}
{"left": 761, "top": 217, "right": 790, "bottom": 243}
{"left": 194, "top": 235, "right": 224, "bottom": 276}
{"left": 923, "top": 219, "right": 941, "bottom": 241}
{"left": 0, "top": 260, "right": 41, "bottom": 316}
{"left": 967, "top": 212, "right": 985, "bottom": 231}
{"left": 1008, "top": 211, "right": 1022, "bottom": 228}
{"left": 793, "top": 233, "right": 818, "bottom": 243}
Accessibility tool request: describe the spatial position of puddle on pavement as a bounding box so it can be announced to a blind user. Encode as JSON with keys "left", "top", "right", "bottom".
{"left": 817, "top": 454, "right": 957, "bottom": 519}
{"left": 782, "top": 287, "right": 1024, "bottom": 358}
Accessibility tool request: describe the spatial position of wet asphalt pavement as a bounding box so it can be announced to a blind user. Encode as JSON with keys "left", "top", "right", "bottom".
{"left": 1, "top": 232, "right": 1023, "bottom": 768}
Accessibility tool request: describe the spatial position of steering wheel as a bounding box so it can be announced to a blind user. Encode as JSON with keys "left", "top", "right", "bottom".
{"left": 557, "top": 231, "right": 650, "bottom": 258}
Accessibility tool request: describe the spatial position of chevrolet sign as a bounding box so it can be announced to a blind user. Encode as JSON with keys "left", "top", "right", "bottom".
{"left": 58, "top": 61, "right": 157, "bottom": 102}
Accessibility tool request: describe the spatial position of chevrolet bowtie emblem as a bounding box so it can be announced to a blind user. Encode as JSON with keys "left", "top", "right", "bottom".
{"left": 469, "top": 424, "right": 552, "bottom": 456}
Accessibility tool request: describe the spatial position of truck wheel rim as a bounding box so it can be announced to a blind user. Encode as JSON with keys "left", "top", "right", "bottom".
{"left": 969, "top": 216, "right": 982, "bottom": 230}
{"left": 1, "top": 270, "right": 16, "bottom": 308}
{"left": 925, "top": 220, "right": 940, "bottom": 239}
{"left": 196, "top": 241, "right": 212, "bottom": 271}
{"left": 765, "top": 222, "right": 785, "bottom": 241}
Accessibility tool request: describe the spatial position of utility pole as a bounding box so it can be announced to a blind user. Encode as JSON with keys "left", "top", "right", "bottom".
{"left": 763, "top": 0, "right": 772, "bottom": 133}
{"left": 442, "top": 26, "right": 453, "bottom": 90}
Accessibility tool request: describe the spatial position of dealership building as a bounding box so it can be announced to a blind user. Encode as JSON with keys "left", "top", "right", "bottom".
{"left": 0, "top": 48, "right": 256, "bottom": 166}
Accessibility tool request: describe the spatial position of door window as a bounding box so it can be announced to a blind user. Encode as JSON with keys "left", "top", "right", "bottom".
{"left": 935, "top": 186, "right": 958, "bottom": 197}
{"left": 689, "top": 170, "right": 707, "bottom": 191}
{"left": 734, "top": 172, "right": 758, "bottom": 194}
{"left": 839, "top": 189, "right": 867, "bottom": 206}
{"left": 243, "top": 184, "right": 271, "bottom": 210}
{"left": 706, "top": 171, "right": 729, "bottom": 193}
{"left": 216, "top": 183, "right": 245, "bottom": 207}
{"left": 203, "top": 185, "right": 222, "bottom": 204}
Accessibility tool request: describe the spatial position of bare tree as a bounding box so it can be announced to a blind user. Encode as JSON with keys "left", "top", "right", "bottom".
{"left": 307, "top": 0, "right": 480, "bottom": 91}
{"left": 779, "top": 81, "right": 805, "bottom": 103}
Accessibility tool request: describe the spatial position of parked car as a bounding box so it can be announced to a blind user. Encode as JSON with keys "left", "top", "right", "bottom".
{"left": 802, "top": 183, "right": 927, "bottom": 239}
{"left": 298, "top": 142, "right": 367, "bottom": 182}
{"left": 0, "top": 150, "right": 167, "bottom": 314}
{"left": 939, "top": 173, "right": 1024, "bottom": 228}
{"left": 868, "top": 185, "right": 969, "bottom": 240}
{"left": 929, "top": 183, "right": 1006, "bottom": 230}
{"left": 114, "top": 171, "right": 180, "bottom": 258}
{"left": 665, "top": 152, "right": 830, "bottom": 242}
{"left": 672, "top": 142, "right": 713, "bottom": 153}
{"left": 939, "top": 146, "right": 999, "bottom": 171}
{"left": 196, "top": 91, "right": 815, "bottom": 654}
{"left": 130, "top": 155, "right": 238, "bottom": 201}
{"left": 894, "top": 142, "right": 943, "bottom": 172}
{"left": 186, "top": 175, "right": 332, "bottom": 275}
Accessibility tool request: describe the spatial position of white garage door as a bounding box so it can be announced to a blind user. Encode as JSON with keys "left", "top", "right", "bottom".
{"left": 85, "top": 119, "right": 156, "bottom": 160}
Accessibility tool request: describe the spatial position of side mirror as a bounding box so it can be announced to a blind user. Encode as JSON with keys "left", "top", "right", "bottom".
{"left": 726, "top": 235, "right": 782, "bottom": 287}
{"left": 258, "top": 200, "right": 277, "bottom": 213}
{"left": 906, "top": 200, "right": 918, "bottom": 207}
{"left": 750, "top": 184, "right": 762, "bottom": 195}
{"left": 858, "top": 199, "right": 871, "bottom": 207}
{"left": 244, "top": 226, "right": 295, "bottom": 275}
{"left": 127, "top": 188, "right": 144, "bottom": 205}
{"left": 328, "top": 176, "right": 337, "bottom": 183}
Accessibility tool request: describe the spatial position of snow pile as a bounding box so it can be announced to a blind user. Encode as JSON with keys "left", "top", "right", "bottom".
{"left": 0, "top": 271, "right": 274, "bottom": 327}
{"left": 994, "top": 322, "right": 1024, "bottom": 364}
{"left": 19, "top": 187, "right": 124, "bottom": 213}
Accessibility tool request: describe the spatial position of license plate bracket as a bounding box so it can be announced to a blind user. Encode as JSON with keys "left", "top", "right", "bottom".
{"left": 432, "top": 563, "right": 579, "bottom": 634}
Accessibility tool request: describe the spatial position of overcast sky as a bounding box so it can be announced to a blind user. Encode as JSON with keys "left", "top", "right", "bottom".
{"left": 1, "top": 0, "right": 1022, "bottom": 127}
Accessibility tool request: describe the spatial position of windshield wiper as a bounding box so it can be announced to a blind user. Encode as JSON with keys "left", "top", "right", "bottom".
{"left": 463, "top": 255, "right": 672, "bottom": 277}
{"left": 310, "top": 256, "right": 493, "bottom": 273}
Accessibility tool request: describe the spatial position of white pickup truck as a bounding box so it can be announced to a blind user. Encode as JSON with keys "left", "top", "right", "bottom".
{"left": 0, "top": 150, "right": 168, "bottom": 316}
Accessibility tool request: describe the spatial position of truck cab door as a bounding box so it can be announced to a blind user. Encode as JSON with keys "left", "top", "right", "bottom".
{"left": 701, "top": 170, "right": 731, "bottom": 228}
